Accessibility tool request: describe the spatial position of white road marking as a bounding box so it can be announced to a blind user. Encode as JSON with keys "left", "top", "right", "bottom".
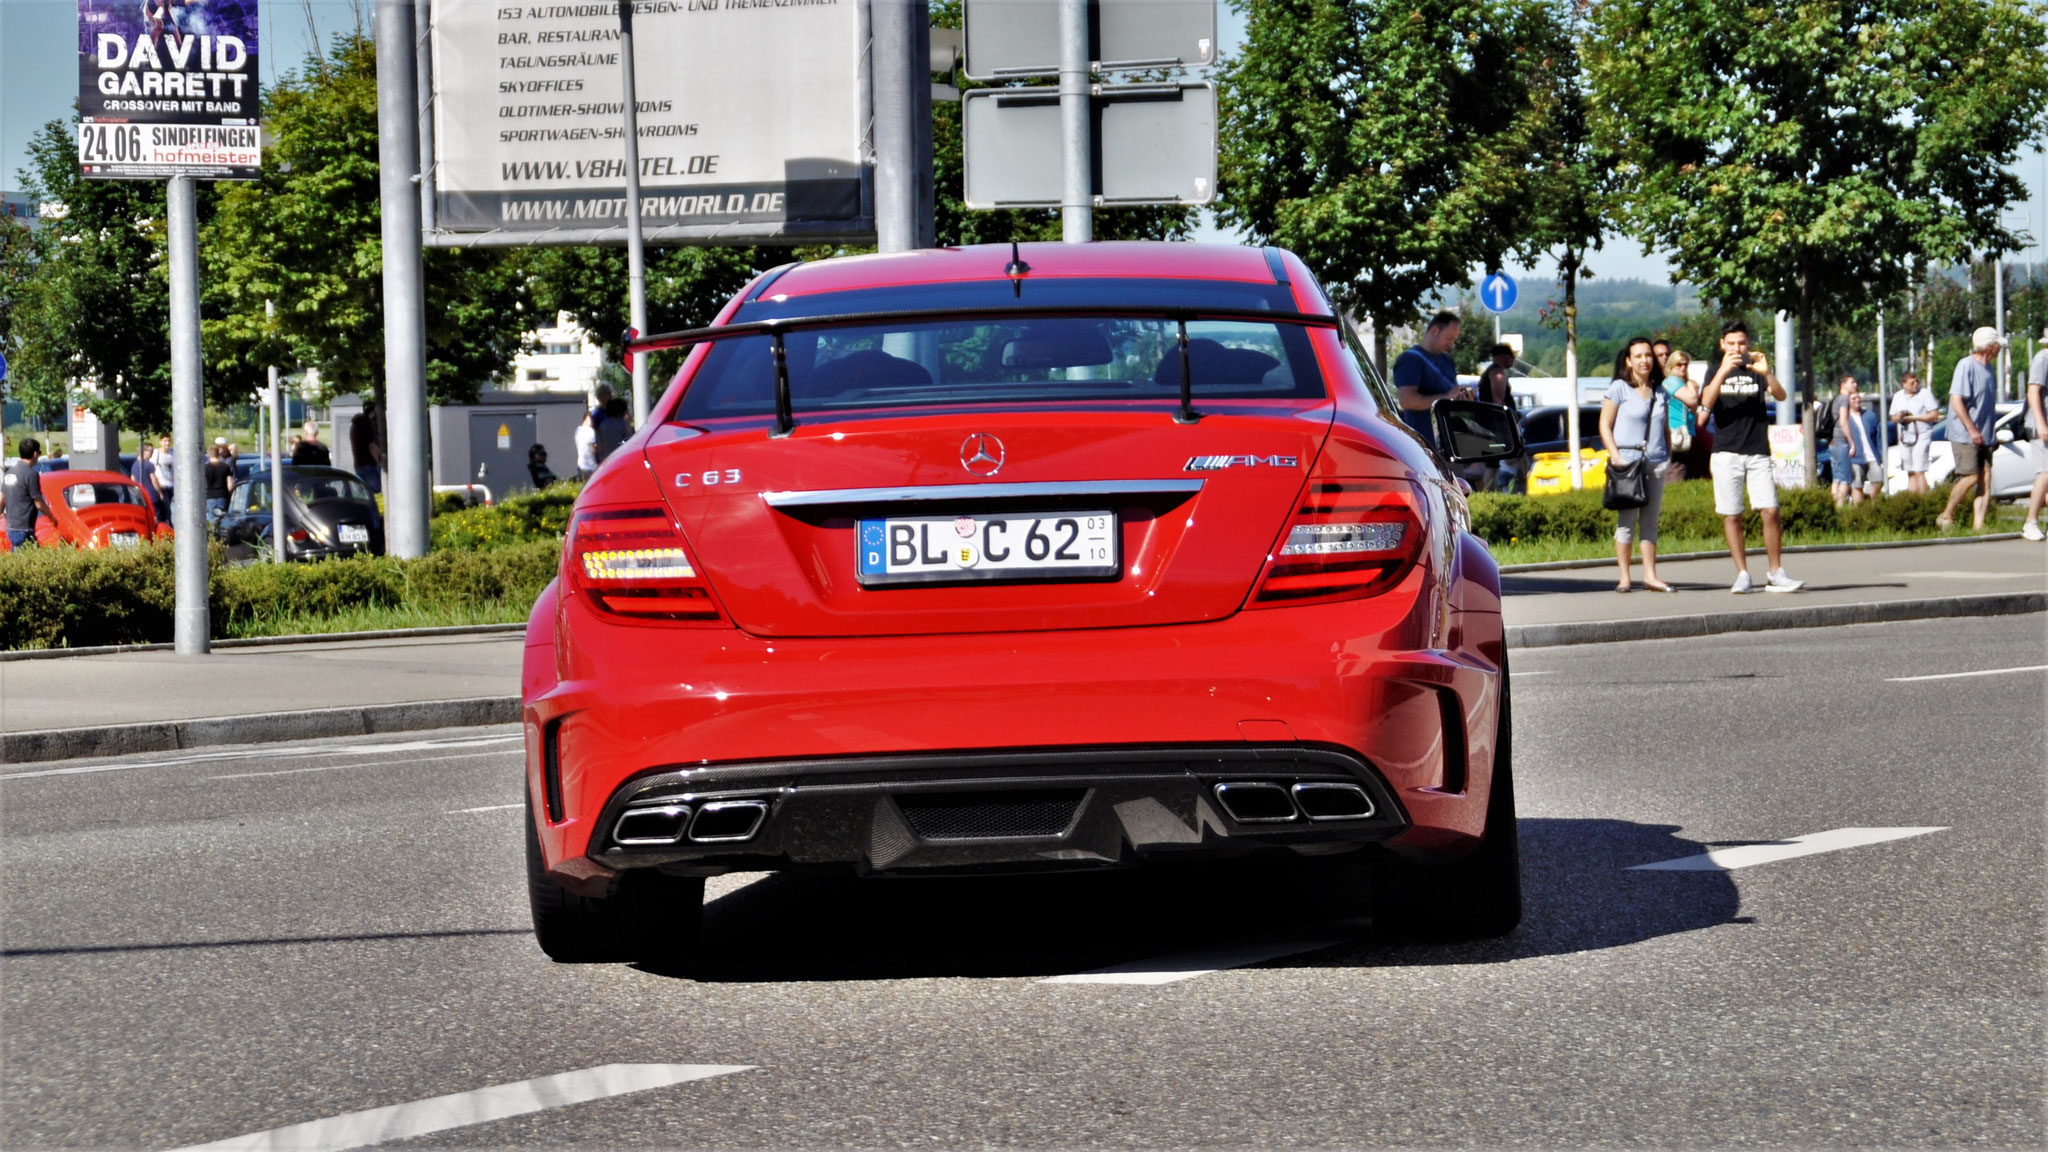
{"left": 1885, "top": 664, "right": 2048, "bottom": 683}
{"left": 448, "top": 803, "right": 522, "bottom": 814}
{"left": 1509, "top": 670, "right": 1558, "bottom": 677}
{"left": 0, "top": 733, "right": 521, "bottom": 782}
{"left": 1629, "top": 827, "right": 1947, "bottom": 872}
{"left": 1042, "top": 937, "right": 1342, "bottom": 985}
{"left": 207, "top": 749, "right": 514, "bottom": 780}
{"left": 167, "top": 1063, "right": 753, "bottom": 1152}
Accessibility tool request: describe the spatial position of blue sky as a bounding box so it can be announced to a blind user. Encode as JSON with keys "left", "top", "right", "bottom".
{"left": 5, "top": 0, "right": 2043, "bottom": 289}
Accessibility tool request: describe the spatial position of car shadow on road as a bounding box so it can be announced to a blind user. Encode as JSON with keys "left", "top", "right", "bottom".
{"left": 655, "top": 818, "right": 1739, "bottom": 983}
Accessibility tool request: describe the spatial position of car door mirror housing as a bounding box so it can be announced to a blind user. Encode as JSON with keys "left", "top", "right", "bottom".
{"left": 1433, "top": 400, "right": 1524, "bottom": 465}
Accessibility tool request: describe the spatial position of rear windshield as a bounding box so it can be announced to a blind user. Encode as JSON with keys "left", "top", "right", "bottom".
{"left": 672, "top": 277, "right": 1328, "bottom": 421}
{"left": 61, "top": 483, "right": 144, "bottom": 509}
{"left": 293, "top": 476, "right": 370, "bottom": 504}
{"left": 673, "top": 316, "right": 1324, "bottom": 421}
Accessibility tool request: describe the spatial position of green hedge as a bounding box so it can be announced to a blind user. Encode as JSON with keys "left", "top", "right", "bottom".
{"left": 0, "top": 540, "right": 560, "bottom": 650}
{"left": 1467, "top": 478, "right": 1954, "bottom": 545}
{"left": 430, "top": 482, "right": 581, "bottom": 550}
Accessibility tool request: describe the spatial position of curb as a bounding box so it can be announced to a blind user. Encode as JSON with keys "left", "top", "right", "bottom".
{"left": 1499, "top": 532, "right": 2025, "bottom": 574}
{"left": 1506, "top": 590, "right": 2047, "bottom": 649}
{"left": 0, "top": 623, "right": 525, "bottom": 663}
{"left": 0, "top": 696, "right": 520, "bottom": 766}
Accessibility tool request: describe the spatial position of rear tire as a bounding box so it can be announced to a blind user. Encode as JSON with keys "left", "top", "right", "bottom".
{"left": 525, "top": 795, "right": 703, "bottom": 964}
{"left": 1370, "top": 653, "right": 1523, "bottom": 939}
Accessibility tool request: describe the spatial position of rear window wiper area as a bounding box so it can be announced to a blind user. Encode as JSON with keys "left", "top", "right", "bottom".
{"left": 630, "top": 304, "right": 1340, "bottom": 436}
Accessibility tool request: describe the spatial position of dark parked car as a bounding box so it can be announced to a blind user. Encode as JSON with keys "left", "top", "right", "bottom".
{"left": 214, "top": 465, "right": 384, "bottom": 562}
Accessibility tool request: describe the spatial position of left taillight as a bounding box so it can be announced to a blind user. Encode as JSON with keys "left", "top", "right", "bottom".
{"left": 564, "top": 505, "right": 726, "bottom": 624}
{"left": 1249, "top": 479, "right": 1425, "bottom": 607}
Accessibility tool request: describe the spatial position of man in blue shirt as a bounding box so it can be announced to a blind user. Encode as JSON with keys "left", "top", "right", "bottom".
{"left": 1393, "top": 310, "right": 1474, "bottom": 450}
{"left": 1939, "top": 326, "right": 2002, "bottom": 530}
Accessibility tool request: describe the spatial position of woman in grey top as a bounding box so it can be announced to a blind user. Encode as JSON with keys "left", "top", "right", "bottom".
{"left": 1600, "top": 337, "right": 1697, "bottom": 592}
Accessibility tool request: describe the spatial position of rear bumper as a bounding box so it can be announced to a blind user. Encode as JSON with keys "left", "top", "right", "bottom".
{"left": 578, "top": 744, "right": 1407, "bottom": 881}
{"left": 527, "top": 576, "right": 1504, "bottom": 882}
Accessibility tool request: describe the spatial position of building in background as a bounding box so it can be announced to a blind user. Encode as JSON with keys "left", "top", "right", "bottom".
{"left": 510, "top": 311, "right": 606, "bottom": 399}
{"left": 2, "top": 191, "right": 37, "bottom": 230}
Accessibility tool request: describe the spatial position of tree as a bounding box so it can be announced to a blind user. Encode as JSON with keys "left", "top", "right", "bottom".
{"left": 4, "top": 119, "right": 226, "bottom": 433}
{"left": 521, "top": 245, "right": 766, "bottom": 389}
{"left": 1585, "top": 0, "right": 2048, "bottom": 403}
{"left": 1215, "top": 0, "right": 1581, "bottom": 362}
{"left": 204, "top": 32, "right": 531, "bottom": 407}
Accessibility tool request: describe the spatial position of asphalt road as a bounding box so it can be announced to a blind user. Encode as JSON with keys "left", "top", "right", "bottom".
{"left": 3, "top": 616, "right": 2042, "bottom": 1149}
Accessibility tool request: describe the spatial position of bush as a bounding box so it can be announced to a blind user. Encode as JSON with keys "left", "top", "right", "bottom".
{"left": 0, "top": 540, "right": 562, "bottom": 650}
{"left": 1468, "top": 477, "right": 1959, "bottom": 549}
{"left": 430, "top": 482, "right": 581, "bottom": 551}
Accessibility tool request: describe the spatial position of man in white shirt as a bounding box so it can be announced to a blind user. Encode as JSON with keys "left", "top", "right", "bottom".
{"left": 1888, "top": 372, "right": 1939, "bottom": 494}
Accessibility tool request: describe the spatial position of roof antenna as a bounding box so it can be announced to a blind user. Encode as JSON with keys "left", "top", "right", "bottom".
{"left": 1005, "top": 240, "right": 1030, "bottom": 298}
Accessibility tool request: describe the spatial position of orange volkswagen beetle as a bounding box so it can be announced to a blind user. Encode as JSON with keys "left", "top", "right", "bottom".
{"left": 0, "top": 470, "right": 168, "bottom": 552}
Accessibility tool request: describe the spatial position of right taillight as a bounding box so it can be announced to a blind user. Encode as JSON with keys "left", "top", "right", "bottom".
{"left": 564, "top": 505, "right": 726, "bottom": 624}
{"left": 1250, "top": 479, "right": 1424, "bottom": 606}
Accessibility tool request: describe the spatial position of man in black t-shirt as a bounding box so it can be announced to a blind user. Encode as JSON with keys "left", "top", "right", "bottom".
{"left": 204, "top": 443, "right": 237, "bottom": 526}
{"left": 1701, "top": 320, "right": 1803, "bottom": 594}
{"left": 4, "top": 438, "right": 54, "bottom": 549}
{"left": 292, "top": 421, "right": 332, "bottom": 467}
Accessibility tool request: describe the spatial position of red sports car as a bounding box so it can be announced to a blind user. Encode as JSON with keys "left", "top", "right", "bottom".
{"left": 0, "top": 470, "right": 166, "bottom": 552}
{"left": 521, "top": 242, "right": 1525, "bottom": 962}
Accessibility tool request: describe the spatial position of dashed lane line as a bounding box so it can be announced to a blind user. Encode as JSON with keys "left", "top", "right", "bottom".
{"left": 166, "top": 1063, "right": 754, "bottom": 1152}
{"left": 1885, "top": 664, "right": 2048, "bottom": 683}
{"left": 0, "top": 734, "right": 522, "bottom": 782}
{"left": 1628, "top": 827, "right": 1947, "bottom": 872}
{"left": 448, "top": 803, "right": 523, "bottom": 814}
{"left": 1041, "top": 937, "right": 1344, "bottom": 985}
{"left": 207, "top": 749, "right": 516, "bottom": 781}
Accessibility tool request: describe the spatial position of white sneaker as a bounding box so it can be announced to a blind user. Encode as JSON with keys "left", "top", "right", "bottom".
{"left": 1765, "top": 568, "right": 1805, "bottom": 593}
{"left": 2025, "top": 521, "right": 2046, "bottom": 542}
{"left": 1730, "top": 571, "right": 1753, "bottom": 594}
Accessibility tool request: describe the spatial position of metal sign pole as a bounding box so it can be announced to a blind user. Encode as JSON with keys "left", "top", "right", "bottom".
{"left": 376, "top": 0, "right": 431, "bottom": 558}
{"left": 618, "top": 0, "right": 652, "bottom": 426}
{"left": 1058, "top": 0, "right": 1091, "bottom": 242}
{"left": 267, "top": 301, "right": 286, "bottom": 564}
{"left": 167, "top": 175, "right": 209, "bottom": 655}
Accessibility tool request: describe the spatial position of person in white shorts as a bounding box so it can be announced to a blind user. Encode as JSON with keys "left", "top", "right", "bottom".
{"left": 1701, "top": 320, "right": 1803, "bottom": 593}
{"left": 1888, "top": 372, "right": 1939, "bottom": 494}
{"left": 2024, "top": 328, "right": 2048, "bottom": 542}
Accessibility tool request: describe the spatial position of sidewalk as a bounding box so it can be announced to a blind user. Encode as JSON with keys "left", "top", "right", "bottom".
{"left": 1, "top": 538, "right": 2040, "bottom": 763}
{"left": 1501, "top": 536, "right": 2046, "bottom": 644}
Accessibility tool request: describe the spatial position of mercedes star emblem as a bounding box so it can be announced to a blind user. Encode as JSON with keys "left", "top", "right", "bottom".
{"left": 960, "top": 433, "right": 1005, "bottom": 477}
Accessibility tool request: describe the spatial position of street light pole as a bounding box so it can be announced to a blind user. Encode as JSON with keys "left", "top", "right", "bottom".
{"left": 167, "top": 174, "right": 208, "bottom": 655}
{"left": 375, "top": 0, "right": 431, "bottom": 558}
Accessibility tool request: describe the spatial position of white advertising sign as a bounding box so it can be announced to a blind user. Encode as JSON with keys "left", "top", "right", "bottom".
{"left": 70, "top": 402, "right": 101, "bottom": 454}
{"left": 429, "top": 0, "right": 868, "bottom": 239}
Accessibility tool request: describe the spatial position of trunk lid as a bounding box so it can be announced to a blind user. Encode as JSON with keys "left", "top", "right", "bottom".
{"left": 647, "top": 405, "right": 1333, "bottom": 637}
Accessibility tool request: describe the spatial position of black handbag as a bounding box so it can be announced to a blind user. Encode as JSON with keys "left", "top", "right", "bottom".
{"left": 1602, "top": 389, "right": 1658, "bottom": 511}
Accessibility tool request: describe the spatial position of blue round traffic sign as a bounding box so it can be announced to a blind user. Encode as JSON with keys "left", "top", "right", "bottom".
{"left": 0, "top": 349, "right": 9, "bottom": 385}
{"left": 1480, "top": 273, "right": 1518, "bottom": 315}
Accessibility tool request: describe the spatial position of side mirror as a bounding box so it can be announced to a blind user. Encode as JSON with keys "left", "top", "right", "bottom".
{"left": 1995, "top": 427, "right": 2014, "bottom": 444}
{"left": 1432, "top": 400, "right": 1524, "bottom": 465}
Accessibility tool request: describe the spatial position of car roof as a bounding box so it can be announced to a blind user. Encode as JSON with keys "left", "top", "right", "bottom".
{"left": 44, "top": 469, "right": 137, "bottom": 486}
{"left": 758, "top": 242, "right": 1286, "bottom": 299}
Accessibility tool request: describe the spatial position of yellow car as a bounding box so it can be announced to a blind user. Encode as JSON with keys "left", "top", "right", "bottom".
{"left": 1525, "top": 449, "right": 1608, "bottom": 496}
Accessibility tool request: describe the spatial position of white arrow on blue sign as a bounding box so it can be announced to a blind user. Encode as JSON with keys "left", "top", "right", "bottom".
{"left": 1480, "top": 272, "right": 1518, "bottom": 315}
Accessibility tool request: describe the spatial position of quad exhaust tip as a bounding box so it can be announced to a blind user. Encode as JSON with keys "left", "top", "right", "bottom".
{"left": 1213, "top": 781, "right": 1374, "bottom": 824}
{"left": 612, "top": 798, "right": 771, "bottom": 846}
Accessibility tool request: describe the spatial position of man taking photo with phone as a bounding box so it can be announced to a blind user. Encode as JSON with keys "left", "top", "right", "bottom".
{"left": 1701, "top": 320, "right": 1803, "bottom": 593}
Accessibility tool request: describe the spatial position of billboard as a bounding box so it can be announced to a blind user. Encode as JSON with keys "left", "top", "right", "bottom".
{"left": 427, "top": 0, "right": 871, "bottom": 243}
{"left": 76, "top": 0, "right": 261, "bottom": 180}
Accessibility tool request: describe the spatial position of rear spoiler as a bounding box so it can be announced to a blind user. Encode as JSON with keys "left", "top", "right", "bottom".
{"left": 626, "top": 305, "right": 1341, "bottom": 438}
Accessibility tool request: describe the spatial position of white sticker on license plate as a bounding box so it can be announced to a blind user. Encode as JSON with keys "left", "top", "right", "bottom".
{"left": 857, "top": 511, "right": 1117, "bottom": 585}
{"left": 338, "top": 524, "right": 369, "bottom": 544}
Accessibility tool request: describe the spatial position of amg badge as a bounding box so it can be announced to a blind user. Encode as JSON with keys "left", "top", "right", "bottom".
{"left": 1184, "top": 454, "right": 1300, "bottom": 471}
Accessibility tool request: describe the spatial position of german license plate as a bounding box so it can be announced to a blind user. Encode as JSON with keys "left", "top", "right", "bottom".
{"left": 338, "top": 524, "right": 369, "bottom": 544}
{"left": 857, "top": 511, "right": 1117, "bottom": 586}
{"left": 110, "top": 531, "right": 140, "bottom": 547}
